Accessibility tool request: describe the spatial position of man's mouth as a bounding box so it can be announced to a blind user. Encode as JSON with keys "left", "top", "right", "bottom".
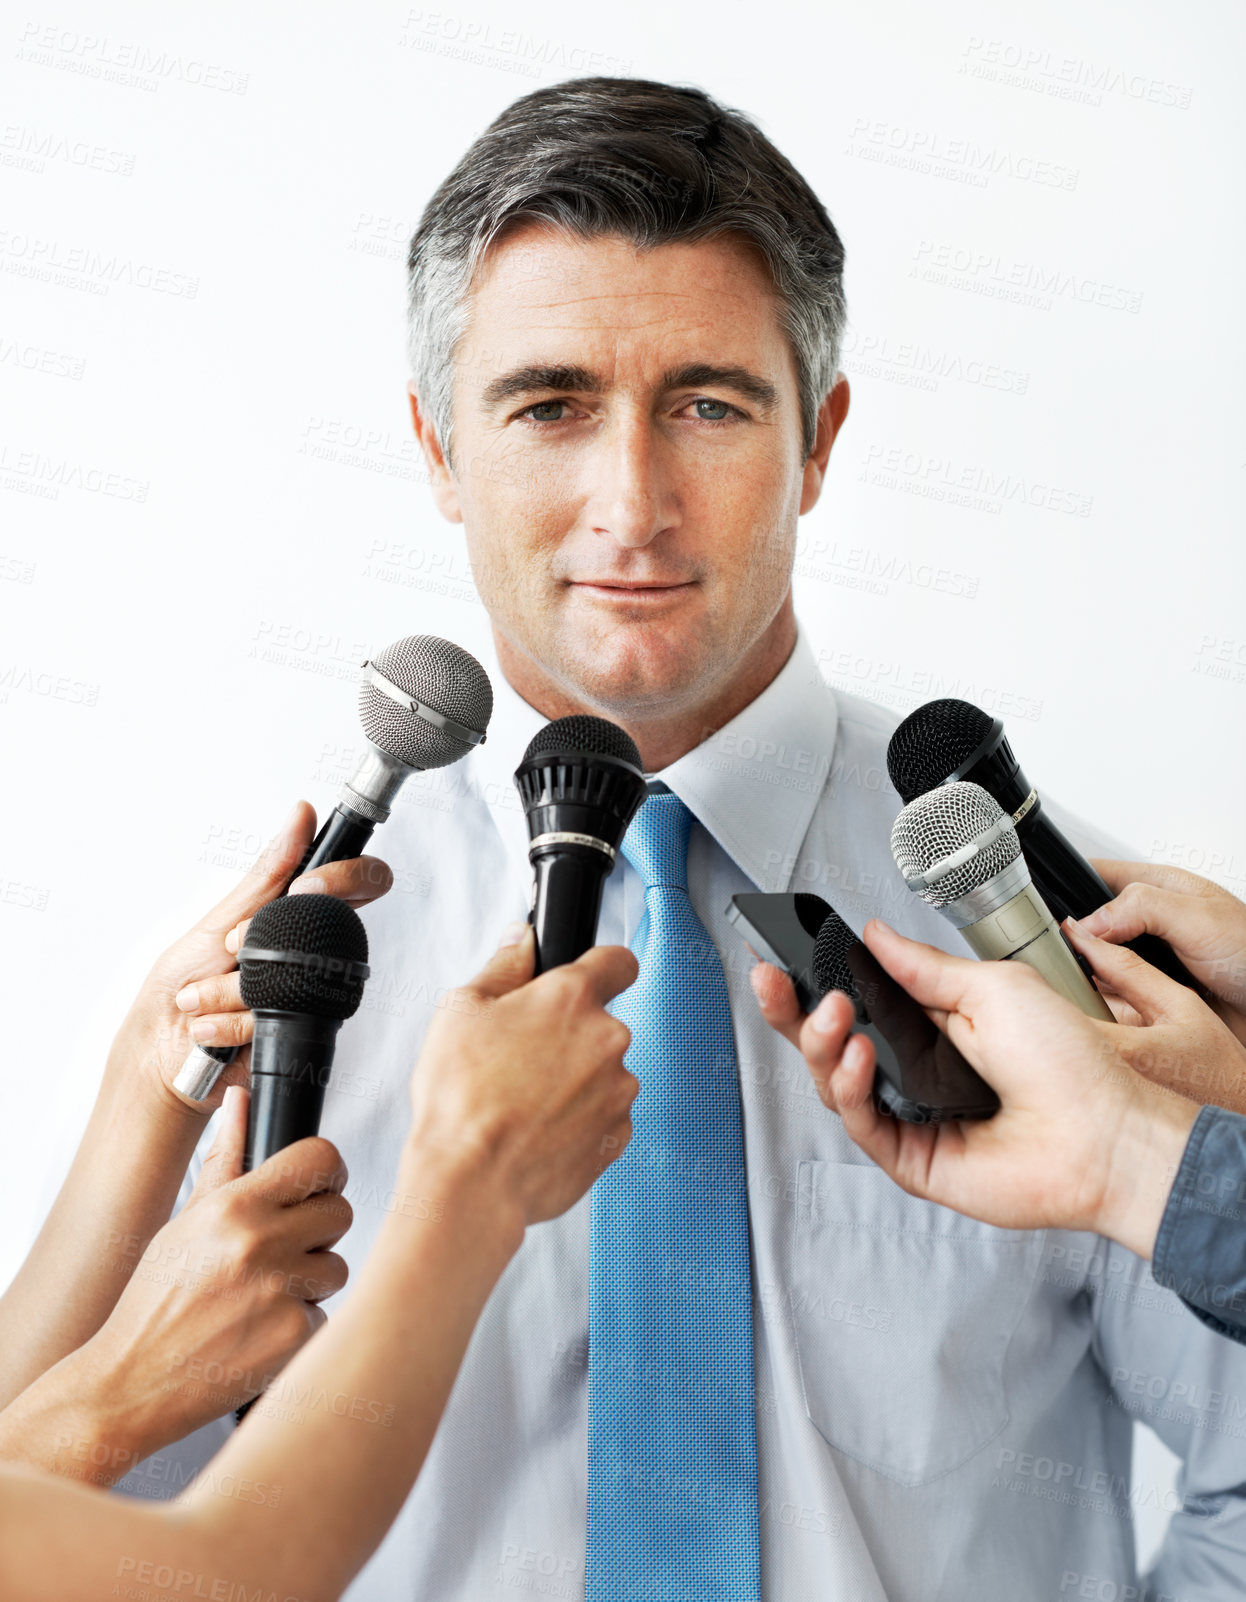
{"left": 568, "top": 578, "right": 698, "bottom": 601}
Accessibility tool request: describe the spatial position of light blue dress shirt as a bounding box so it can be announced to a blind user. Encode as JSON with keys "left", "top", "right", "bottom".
{"left": 133, "top": 624, "right": 1246, "bottom": 1601}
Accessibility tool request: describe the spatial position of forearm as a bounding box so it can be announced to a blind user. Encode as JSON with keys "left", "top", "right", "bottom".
{"left": 175, "top": 1141, "right": 521, "bottom": 1601}
{"left": 0, "top": 1141, "right": 520, "bottom": 1602}
{"left": 0, "top": 1014, "right": 209, "bottom": 1403}
{"left": 0, "top": 1336, "right": 161, "bottom": 1486}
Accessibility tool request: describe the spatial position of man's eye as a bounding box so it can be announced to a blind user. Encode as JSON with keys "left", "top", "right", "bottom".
{"left": 692, "top": 398, "right": 733, "bottom": 421}
{"left": 521, "top": 401, "right": 567, "bottom": 422}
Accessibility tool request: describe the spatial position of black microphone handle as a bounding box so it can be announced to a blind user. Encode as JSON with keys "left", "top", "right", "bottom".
{"left": 235, "top": 1009, "right": 342, "bottom": 1423}
{"left": 529, "top": 847, "right": 613, "bottom": 973}
{"left": 1018, "top": 805, "right": 1202, "bottom": 992}
{"left": 201, "top": 802, "right": 378, "bottom": 1071}
{"left": 242, "top": 1011, "right": 342, "bottom": 1171}
{"left": 298, "top": 802, "right": 377, "bottom": 877}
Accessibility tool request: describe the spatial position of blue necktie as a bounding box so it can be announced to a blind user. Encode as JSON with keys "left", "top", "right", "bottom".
{"left": 586, "top": 792, "right": 761, "bottom": 1601}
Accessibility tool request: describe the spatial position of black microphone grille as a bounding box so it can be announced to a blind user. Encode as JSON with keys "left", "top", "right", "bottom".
{"left": 811, "top": 907, "right": 859, "bottom": 1001}
{"left": 522, "top": 715, "right": 642, "bottom": 772}
{"left": 886, "top": 698, "right": 995, "bottom": 803}
{"left": 359, "top": 634, "right": 493, "bottom": 770}
{"left": 239, "top": 894, "right": 369, "bottom": 1019}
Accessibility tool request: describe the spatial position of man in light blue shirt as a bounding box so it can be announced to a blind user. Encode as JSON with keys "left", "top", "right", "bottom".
{"left": 147, "top": 76, "right": 1246, "bottom": 1599}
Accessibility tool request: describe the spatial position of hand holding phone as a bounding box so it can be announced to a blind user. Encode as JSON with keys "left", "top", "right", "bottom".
{"left": 728, "top": 892, "right": 998, "bottom": 1124}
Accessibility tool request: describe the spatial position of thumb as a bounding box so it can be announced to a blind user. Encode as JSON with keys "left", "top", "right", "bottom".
{"left": 465, "top": 920, "right": 537, "bottom": 1001}
{"left": 1064, "top": 918, "right": 1187, "bottom": 1026}
{"left": 185, "top": 1085, "right": 249, "bottom": 1205}
{"left": 861, "top": 919, "right": 980, "bottom": 1017}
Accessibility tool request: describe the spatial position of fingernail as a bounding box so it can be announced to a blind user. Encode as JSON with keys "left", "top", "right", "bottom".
{"left": 289, "top": 875, "right": 325, "bottom": 897}
{"left": 498, "top": 920, "right": 530, "bottom": 948}
{"left": 224, "top": 927, "right": 240, "bottom": 954}
{"left": 190, "top": 1018, "right": 218, "bottom": 1043}
{"left": 810, "top": 993, "right": 841, "bottom": 1034}
{"left": 1079, "top": 909, "right": 1110, "bottom": 936}
{"left": 174, "top": 984, "right": 200, "bottom": 1013}
{"left": 748, "top": 963, "right": 765, "bottom": 997}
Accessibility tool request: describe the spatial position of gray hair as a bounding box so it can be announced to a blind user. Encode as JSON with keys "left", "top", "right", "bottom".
{"left": 407, "top": 77, "right": 846, "bottom": 467}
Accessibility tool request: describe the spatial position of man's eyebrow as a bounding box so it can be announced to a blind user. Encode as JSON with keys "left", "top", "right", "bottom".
{"left": 662, "top": 363, "right": 780, "bottom": 410}
{"left": 478, "top": 360, "right": 782, "bottom": 412}
{"left": 480, "top": 365, "right": 602, "bottom": 406}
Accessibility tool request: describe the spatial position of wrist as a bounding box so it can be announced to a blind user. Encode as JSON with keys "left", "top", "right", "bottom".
{"left": 1094, "top": 1085, "right": 1200, "bottom": 1260}
{"left": 0, "top": 1339, "right": 159, "bottom": 1486}
{"left": 395, "top": 1135, "right": 526, "bottom": 1268}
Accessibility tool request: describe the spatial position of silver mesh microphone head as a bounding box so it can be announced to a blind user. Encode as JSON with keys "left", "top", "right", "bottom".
{"left": 890, "top": 781, "right": 1022, "bottom": 907}
{"left": 358, "top": 634, "right": 493, "bottom": 770}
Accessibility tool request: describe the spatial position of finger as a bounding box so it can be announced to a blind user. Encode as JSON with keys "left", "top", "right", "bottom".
{"left": 287, "top": 1190, "right": 354, "bottom": 1252}
{"left": 188, "top": 1010, "right": 254, "bottom": 1050}
{"left": 241, "top": 1136, "right": 349, "bottom": 1207}
{"left": 861, "top": 920, "right": 981, "bottom": 1015}
{"left": 1090, "top": 859, "right": 1216, "bottom": 901}
{"left": 289, "top": 855, "right": 393, "bottom": 907}
{"left": 1064, "top": 918, "right": 1188, "bottom": 1026}
{"left": 461, "top": 922, "right": 539, "bottom": 1002}
{"left": 198, "top": 803, "right": 317, "bottom": 936}
{"left": 1078, "top": 877, "right": 1212, "bottom": 949}
{"left": 749, "top": 961, "right": 805, "bottom": 1052}
{"left": 834, "top": 1036, "right": 905, "bottom": 1169}
{"left": 296, "top": 1250, "right": 349, "bottom": 1304}
{"left": 566, "top": 944, "right": 640, "bottom": 1007}
{"left": 797, "top": 990, "right": 860, "bottom": 1099}
{"left": 185, "top": 1086, "right": 249, "bottom": 1204}
{"left": 825, "top": 1030, "right": 878, "bottom": 1115}
{"left": 174, "top": 972, "right": 243, "bottom": 1016}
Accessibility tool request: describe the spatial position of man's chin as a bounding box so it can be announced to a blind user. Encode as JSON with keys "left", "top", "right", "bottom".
{"left": 550, "top": 611, "right": 716, "bottom": 715}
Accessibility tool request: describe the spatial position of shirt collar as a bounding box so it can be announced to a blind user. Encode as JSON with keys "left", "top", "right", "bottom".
{"left": 467, "top": 622, "right": 837, "bottom": 893}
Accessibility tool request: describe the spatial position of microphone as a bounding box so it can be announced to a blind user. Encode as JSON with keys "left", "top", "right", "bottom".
{"left": 238, "top": 893, "right": 370, "bottom": 1171}
{"left": 886, "top": 698, "right": 1198, "bottom": 991}
{"left": 302, "top": 632, "right": 493, "bottom": 874}
{"left": 233, "top": 893, "right": 368, "bottom": 1424}
{"left": 811, "top": 903, "right": 999, "bottom": 1123}
{"left": 513, "top": 716, "right": 647, "bottom": 973}
{"left": 178, "top": 633, "right": 492, "bottom": 1097}
{"left": 890, "top": 781, "right": 1114, "bottom": 1021}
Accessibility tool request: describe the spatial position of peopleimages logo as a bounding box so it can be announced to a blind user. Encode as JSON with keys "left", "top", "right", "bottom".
{"left": 16, "top": 23, "right": 249, "bottom": 94}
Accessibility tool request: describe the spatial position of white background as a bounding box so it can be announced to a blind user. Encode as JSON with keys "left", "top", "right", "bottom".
{"left": 1, "top": 0, "right": 1243, "bottom": 1568}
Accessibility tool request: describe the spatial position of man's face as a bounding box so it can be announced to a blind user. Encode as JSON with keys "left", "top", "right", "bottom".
{"left": 414, "top": 222, "right": 843, "bottom": 719}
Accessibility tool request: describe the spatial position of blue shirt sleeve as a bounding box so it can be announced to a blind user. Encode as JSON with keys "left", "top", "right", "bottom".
{"left": 1151, "top": 1103, "right": 1246, "bottom": 1345}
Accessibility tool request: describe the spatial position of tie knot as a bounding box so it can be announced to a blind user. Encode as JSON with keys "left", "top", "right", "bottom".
{"left": 620, "top": 792, "right": 692, "bottom": 891}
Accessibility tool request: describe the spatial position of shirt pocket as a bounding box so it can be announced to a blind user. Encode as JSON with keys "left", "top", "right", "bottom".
{"left": 789, "top": 1159, "right": 1046, "bottom": 1488}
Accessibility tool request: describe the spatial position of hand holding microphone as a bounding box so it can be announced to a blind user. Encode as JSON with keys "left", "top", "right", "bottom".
{"left": 890, "top": 780, "right": 1115, "bottom": 1020}
{"left": 1081, "top": 860, "right": 1246, "bottom": 1045}
{"left": 182, "top": 633, "right": 493, "bottom": 1095}
{"left": 887, "top": 698, "right": 1200, "bottom": 991}
{"left": 513, "top": 715, "right": 646, "bottom": 972}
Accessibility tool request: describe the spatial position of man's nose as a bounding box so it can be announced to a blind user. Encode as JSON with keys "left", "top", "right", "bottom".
{"left": 587, "top": 416, "right": 679, "bottom": 549}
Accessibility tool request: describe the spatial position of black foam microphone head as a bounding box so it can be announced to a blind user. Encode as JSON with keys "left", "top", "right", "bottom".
{"left": 239, "top": 894, "right": 369, "bottom": 1019}
{"left": 521, "top": 715, "right": 642, "bottom": 770}
{"left": 811, "top": 907, "right": 860, "bottom": 1000}
{"left": 514, "top": 715, "right": 647, "bottom": 852}
{"left": 886, "top": 698, "right": 996, "bottom": 803}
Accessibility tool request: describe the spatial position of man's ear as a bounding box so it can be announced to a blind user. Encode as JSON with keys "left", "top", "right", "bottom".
{"left": 799, "top": 374, "right": 850, "bottom": 515}
{"left": 408, "top": 383, "right": 463, "bottom": 524}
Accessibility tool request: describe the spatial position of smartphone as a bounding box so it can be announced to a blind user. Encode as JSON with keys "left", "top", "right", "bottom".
{"left": 727, "top": 891, "right": 999, "bottom": 1125}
